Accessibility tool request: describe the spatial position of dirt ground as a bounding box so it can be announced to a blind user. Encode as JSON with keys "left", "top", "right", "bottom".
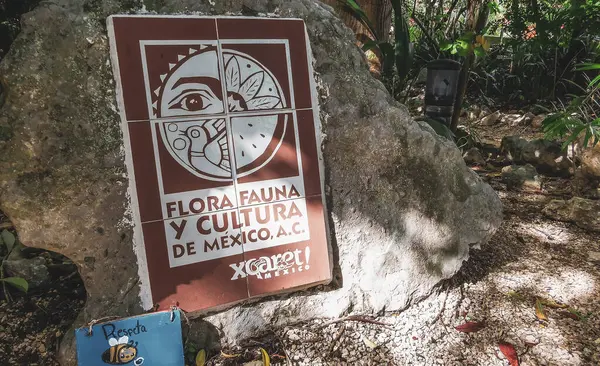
{"left": 0, "top": 222, "right": 85, "bottom": 365}
{"left": 210, "top": 112, "right": 600, "bottom": 365}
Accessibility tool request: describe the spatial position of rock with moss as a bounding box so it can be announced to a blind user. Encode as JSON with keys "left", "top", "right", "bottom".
{"left": 0, "top": 0, "right": 502, "bottom": 364}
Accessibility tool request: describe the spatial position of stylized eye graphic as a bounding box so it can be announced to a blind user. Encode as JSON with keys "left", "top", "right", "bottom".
{"left": 168, "top": 89, "right": 221, "bottom": 112}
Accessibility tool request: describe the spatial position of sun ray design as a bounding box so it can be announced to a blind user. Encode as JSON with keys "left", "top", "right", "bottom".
{"left": 152, "top": 45, "right": 287, "bottom": 181}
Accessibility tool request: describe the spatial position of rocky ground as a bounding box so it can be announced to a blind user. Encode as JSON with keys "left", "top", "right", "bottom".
{"left": 208, "top": 109, "right": 600, "bottom": 365}
{"left": 241, "top": 178, "right": 600, "bottom": 366}
{"left": 0, "top": 211, "right": 85, "bottom": 365}
{"left": 2, "top": 108, "right": 599, "bottom": 365}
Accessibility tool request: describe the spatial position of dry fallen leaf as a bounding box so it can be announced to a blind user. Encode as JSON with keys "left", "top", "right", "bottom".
{"left": 455, "top": 321, "right": 485, "bottom": 333}
{"left": 195, "top": 349, "right": 206, "bottom": 366}
{"left": 498, "top": 342, "right": 519, "bottom": 366}
{"left": 535, "top": 298, "right": 548, "bottom": 321}
{"left": 220, "top": 350, "right": 241, "bottom": 359}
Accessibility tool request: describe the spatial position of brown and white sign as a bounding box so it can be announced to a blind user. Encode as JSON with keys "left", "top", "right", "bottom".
{"left": 107, "top": 15, "right": 331, "bottom": 312}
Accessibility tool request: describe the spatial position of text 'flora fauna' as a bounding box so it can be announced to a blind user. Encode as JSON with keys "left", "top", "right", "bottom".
{"left": 165, "top": 184, "right": 302, "bottom": 218}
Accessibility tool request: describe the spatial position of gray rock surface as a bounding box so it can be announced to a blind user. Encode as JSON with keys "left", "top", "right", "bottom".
{"left": 573, "top": 144, "right": 600, "bottom": 198}
{"left": 531, "top": 114, "right": 545, "bottom": 129}
{"left": 481, "top": 110, "right": 501, "bottom": 126}
{"left": 4, "top": 252, "right": 50, "bottom": 288}
{"left": 0, "top": 0, "right": 502, "bottom": 364}
{"left": 463, "top": 147, "right": 486, "bottom": 166}
{"left": 579, "top": 144, "right": 600, "bottom": 178}
{"left": 501, "top": 164, "right": 541, "bottom": 191}
{"left": 501, "top": 135, "right": 573, "bottom": 176}
{"left": 543, "top": 197, "right": 600, "bottom": 232}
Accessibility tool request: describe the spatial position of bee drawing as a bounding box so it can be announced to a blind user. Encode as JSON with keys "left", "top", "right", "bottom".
{"left": 102, "top": 335, "right": 138, "bottom": 364}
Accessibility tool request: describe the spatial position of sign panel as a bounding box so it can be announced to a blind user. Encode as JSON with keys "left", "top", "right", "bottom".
{"left": 75, "top": 311, "right": 184, "bottom": 366}
{"left": 107, "top": 16, "right": 331, "bottom": 312}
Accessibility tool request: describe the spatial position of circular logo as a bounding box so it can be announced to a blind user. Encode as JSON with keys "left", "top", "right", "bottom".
{"left": 155, "top": 47, "right": 287, "bottom": 181}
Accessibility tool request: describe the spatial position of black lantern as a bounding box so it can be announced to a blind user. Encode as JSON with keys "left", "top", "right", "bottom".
{"left": 424, "top": 59, "right": 461, "bottom": 126}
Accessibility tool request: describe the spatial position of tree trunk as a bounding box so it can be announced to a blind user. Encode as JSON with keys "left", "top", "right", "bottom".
{"left": 324, "top": 0, "right": 392, "bottom": 42}
{"left": 323, "top": 0, "right": 393, "bottom": 75}
{"left": 449, "top": 0, "right": 489, "bottom": 132}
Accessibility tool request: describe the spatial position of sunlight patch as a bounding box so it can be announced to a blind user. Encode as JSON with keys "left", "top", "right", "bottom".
{"left": 492, "top": 268, "right": 596, "bottom": 302}
{"left": 516, "top": 222, "right": 573, "bottom": 244}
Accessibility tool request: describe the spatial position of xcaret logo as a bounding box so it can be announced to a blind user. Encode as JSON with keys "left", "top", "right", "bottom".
{"left": 229, "top": 247, "right": 311, "bottom": 280}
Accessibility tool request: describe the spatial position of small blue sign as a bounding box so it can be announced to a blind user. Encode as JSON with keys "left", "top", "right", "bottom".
{"left": 75, "top": 310, "right": 184, "bottom": 366}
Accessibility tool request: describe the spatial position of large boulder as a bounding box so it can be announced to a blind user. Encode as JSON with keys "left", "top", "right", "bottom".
{"left": 0, "top": 0, "right": 502, "bottom": 364}
{"left": 501, "top": 164, "right": 541, "bottom": 191}
{"left": 500, "top": 135, "right": 573, "bottom": 176}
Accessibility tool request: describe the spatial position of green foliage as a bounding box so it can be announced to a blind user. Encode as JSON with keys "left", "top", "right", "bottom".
{"left": 543, "top": 114, "right": 600, "bottom": 149}
{"left": 467, "top": 0, "right": 600, "bottom": 103}
{"left": 542, "top": 63, "right": 600, "bottom": 149}
{"left": 440, "top": 33, "right": 491, "bottom": 57}
{"left": 0, "top": 277, "right": 28, "bottom": 293}
{"left": 0, "top": 229, "right": 29, "bottom": 300}
{"left": 391, "top": 0, "right": 412, "bottom": 86}
{"left": 400, "top": 0, "right": 600, "bottom": 104}
{"left": 1, "top": 229, "right": 15, "bottom": 253}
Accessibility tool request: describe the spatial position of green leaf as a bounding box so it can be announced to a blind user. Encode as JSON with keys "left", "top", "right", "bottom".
{"left": 390, "top": 0, "right": 412, "bottom": 87}
{"left": 474, "top": 47, "right": 485, "bottom": 57}
{"left": 560, "top": 78, "right": 587, "bottom": 92}
{"left": 458, "top": 32, "right": 475, "bottom": 42}
{"left": 457, "top": 46, "right": 470, "bottom": 57}
{"left": 576, "top": 63, "right": 600, "bottom": 71}
{"left": 195, "top": 349, "right": 206, "bottom": 366}
{"left": 589, "top": 74, "right": 600, "bottom": 88}
{"left": 1, "top": 277, "right": 28, "bottom": 292}
{"left": 439, "top": 40, "right": 452, "bottom": 51}
{"left": 561, "top": 124, "right": 587, "bottom": 150}
{"left": 1, "top": 230, "right": 16, "bottom": 253}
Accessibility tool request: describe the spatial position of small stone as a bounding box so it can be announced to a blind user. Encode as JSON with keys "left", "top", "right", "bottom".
{"left": 481, "top": 110, "right": 501, "bottom": 126}
{"left": 531, "top": 114, "right": 546, "bottom": 128}
{"left": 3, "top": 255, "right": 50, "bottom": 289}
{"left": 500, "top": 135, "right": 572, "bottom": 176}
{"left": 501, "top": 164, "right": 541, "bottom": 191}
{"left": 38, "top": 343, "right": 46, "bottom": 353}
{"left": 509, "top": 112, "right": 535, "bottom": 126}
{"left": 524, "top": 334, "right": 539, "bottom": 345}
{"left": 463, "top": 147, "right": 486, "bottom": 166}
